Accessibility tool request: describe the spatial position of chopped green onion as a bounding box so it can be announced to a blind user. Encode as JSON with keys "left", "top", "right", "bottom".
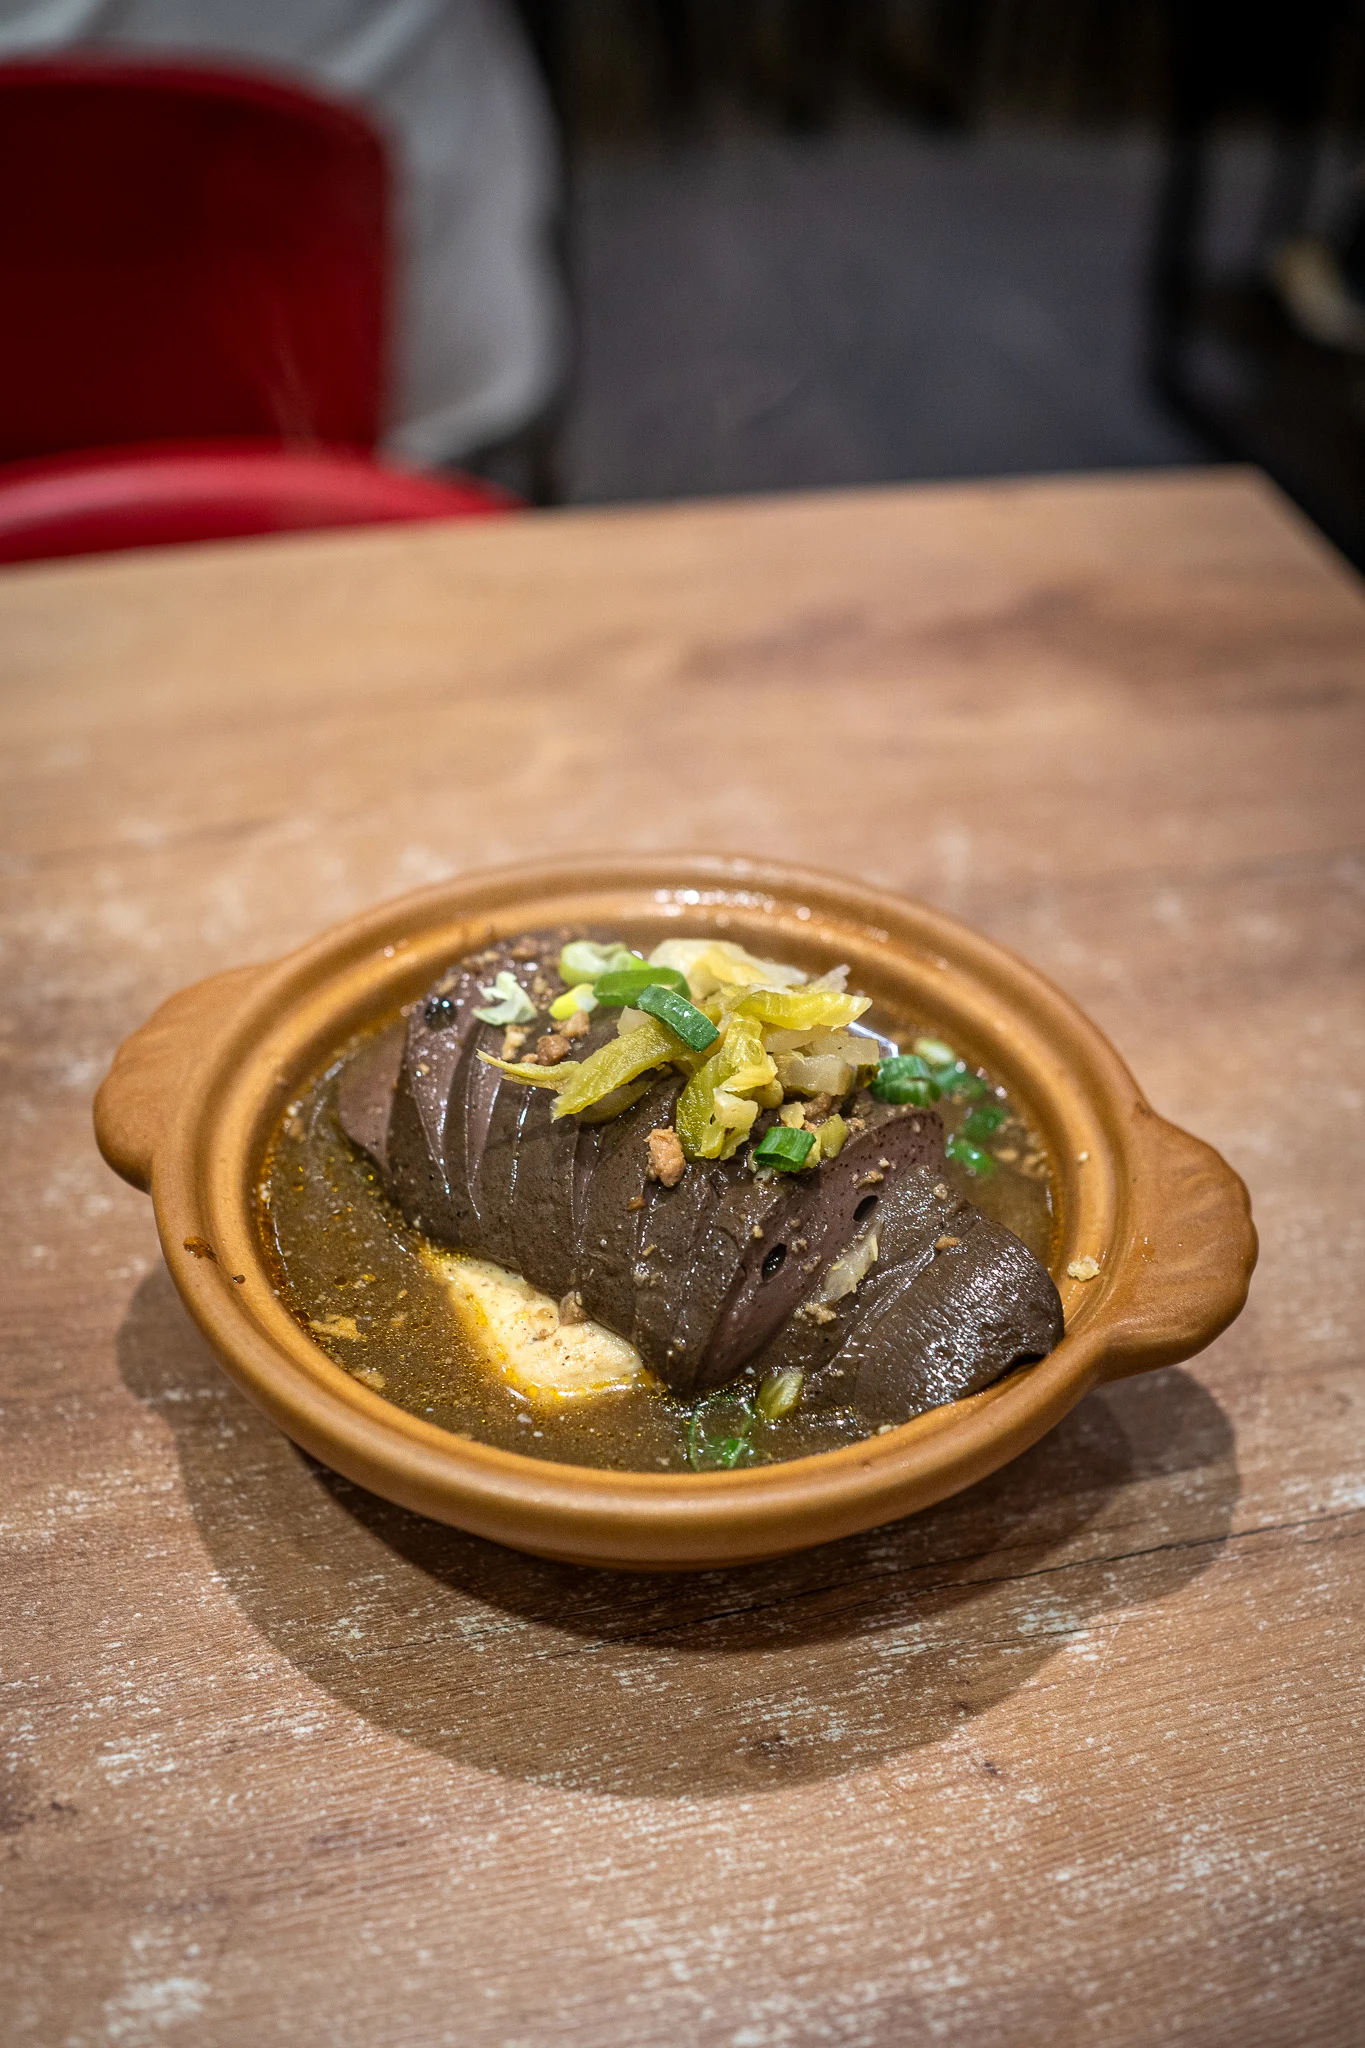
{"left": 548, "top": 982, "right": 596, "bottom": 1020}
{"left": 753, "top": 1124, "right": 817, "bottom": 1172}
{"left": 593, "top": 963, "right": 690, "bottom": 1008}
{"left": 756, "top": 1368, "right": 804, "bottom": 1420}
{"left": 931, "top": 1061, "right": 987, "bottom": 1100}
{"left": 472, "top": 970, "right": 537, "bottom": 1026}
{"left": 909, "top": 1036, "right": 990, "bottom": 1100}
{"left": 913, "top": 1036, "right": 956, "bottom": 1066}
{"left": 687, "top": 1390, "right": 757, "bottom": 1470}
{"left": 946, "top": 1133, "right": 997, "bottom": 1177}
{"left": 634, "top": 982, "right": 720, "bottom": 1050}
{"left": 961, "top": 1101, "right": 1006, "bottom": 1142}
{"left": 870, "top": 1054, "right": 941, "bottom": 1106}
{"left": 558, "top": 939, "right": 638, "bottom": 986}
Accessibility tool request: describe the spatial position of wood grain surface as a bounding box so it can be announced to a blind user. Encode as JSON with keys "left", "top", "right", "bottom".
{"left": 2, "top": 470, "right": 1362, "bottom": 2047}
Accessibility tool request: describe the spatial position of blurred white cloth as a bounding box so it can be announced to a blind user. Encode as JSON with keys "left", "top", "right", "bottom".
{"left": 0, "top": 0, "right": 564, "bottom": 462}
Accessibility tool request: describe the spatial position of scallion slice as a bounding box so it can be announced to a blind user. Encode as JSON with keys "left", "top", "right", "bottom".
{"left": 870, "top": 1054, "right": 941, "bottom": 1106}
{"left": 946, "top": 1133, "right": 997, "bottom": 1177}
{"left": 593, "top": 963, "right": 690, "bottom": 1008}
{"left": 471, "top": 970, "right": 538, "bottom": 1027}
{"left": 912, "top": 1036, "right": 956, "bottom": 1066}
{"left": 558, "top": 939, "right": 639, "bottom": 986}
{"left": 634, "top": 982, "right": 719, "bottom": 1050}
{"left": 753, "top": 1124, "right": 817, "bottom": 1172}
{"left": 687, "top": 1390, "right": 757, "bottom": 1470}
{"left": 960, "top": 1100, "right": 1006, "bottom": 1142}
{"left": 933, "top": 1063, "right": 987, "bottom": 1100}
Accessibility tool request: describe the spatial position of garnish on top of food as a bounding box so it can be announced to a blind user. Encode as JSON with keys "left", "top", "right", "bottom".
{"left": 322, "top": 928, "right": 1063, "bottom": 1448}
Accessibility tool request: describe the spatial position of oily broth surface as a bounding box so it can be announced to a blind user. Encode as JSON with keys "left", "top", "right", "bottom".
{"left": 257, "top": 1008, "right": 1056, "bottom": 1474}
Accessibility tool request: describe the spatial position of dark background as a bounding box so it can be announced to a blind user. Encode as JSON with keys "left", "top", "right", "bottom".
{"left": 494, "top": 0, "right": 1365, "bottom": 566}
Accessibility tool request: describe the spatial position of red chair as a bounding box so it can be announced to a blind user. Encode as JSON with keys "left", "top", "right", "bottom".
{"left": 0, "top": 57, "right": 515, "bottom": 562}
{"left": 0, "top": 442, "right": 516, "bottom": 566}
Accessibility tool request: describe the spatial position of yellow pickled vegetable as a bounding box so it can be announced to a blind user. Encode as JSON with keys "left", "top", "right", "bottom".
{"left": 764, "top": 1025, "right": 880, "bottom": 1064}
{"left": 701, "top": 945, "right": 798, "bottom": 992}
{"left": 481, "top": 1015, "right": 681, "bottom": 1118}
{"left": 479, "top": 1056, "right": 575, "bottom": 1094}
{"left": 711, "top": 1093, "right": 756, "bottom": 1139}
{"left": 488, "top": 939, "right": 875, "bottom": 1146}
{"left": 817, "top": 1113, "right": 848, "bottom": 1158}
{"left": 650, "top": 938, "right": 805, "bottom": 1001}
{"left": 576, "top": 1079, "right": 654, "bottom": 1123}
{"left": 549, "top": 982, "right": 596, "bottom": 1020}
{"left": 774, "top": 1051, "right": 856, "bottom": 1098}
{"left": 756, "top": 1367, "right": 804, "bottom": 1419}
{"left": 675, "top": 1014, "right": 777, "bottom": 1160}
{"left": 737, "top": 986, "right": 870, "bottom": 1033}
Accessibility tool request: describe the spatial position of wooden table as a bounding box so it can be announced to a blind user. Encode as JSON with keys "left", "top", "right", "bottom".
{"left": 3, "top": 471, "right": 1361, "bottom": 2047}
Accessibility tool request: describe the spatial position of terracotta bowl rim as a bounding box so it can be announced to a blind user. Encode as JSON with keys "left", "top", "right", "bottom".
{"left": 97, "top": 851, "right": 1256, "bottom": 1568}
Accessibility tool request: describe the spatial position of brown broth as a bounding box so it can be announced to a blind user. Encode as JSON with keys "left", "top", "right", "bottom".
{"left": 256, "top": 1010, "right": 1056, "bottom": 1473}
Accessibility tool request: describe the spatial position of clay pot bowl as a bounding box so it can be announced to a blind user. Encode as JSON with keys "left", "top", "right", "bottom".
{"left": 95, "top": 854, "right": 1255, "bottom": 1571}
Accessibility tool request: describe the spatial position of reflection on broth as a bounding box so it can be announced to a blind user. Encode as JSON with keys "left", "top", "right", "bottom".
{"left": 257, "top": 930, "right": 1061, "bottom": 1473}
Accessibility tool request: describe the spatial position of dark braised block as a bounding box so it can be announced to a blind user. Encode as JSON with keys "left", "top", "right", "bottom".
{"left": 339, "top": 940, "right": 1063, "bottom": 1422}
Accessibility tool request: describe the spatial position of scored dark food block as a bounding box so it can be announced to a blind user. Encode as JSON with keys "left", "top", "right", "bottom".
{"left": 696, "top": 1107, "right": 946, "bottom": 1393}
{"left": 743, "top": 1119, "right": 955, "bottom": 1403}
{"left": 628, "top": 1154, "right": 731, "bottom": 1364}
{"left": 834, "top": 1213, "right": 1063, "bottom": 1425}
{"left": 377, "top": 943, "right": 526, "bottom": 1246}
{"left": 339, "top": 948, "right": 1065, "bottom": 1419}
{"left": 467, "top": 1039, "right": 535, "bottom": 1250}
{"left": 655, "top": 1169, "right": 803, "bottom": 1397}
{"left": 335, "top": 1021, "right": 404, "bottom": 1177}
{"left": 575, "top": 1070, "right": 681, "bottom": 1338}
{"left": 506, "top": 1082, "right": 593, "bottom": 1303}
{"left": 449, "top": 955, "right": 548, "bottom": 1249}
{"left": 754, "top": 1142, "right": 1064, "bottom": 1424}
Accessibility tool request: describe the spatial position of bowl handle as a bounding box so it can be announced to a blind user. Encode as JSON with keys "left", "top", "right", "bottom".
{"left": 94, "top": 965, "right": 270, "bottom": 1194}
{"left": 1096, "top": 1102, "right": 1257, "bottom": 1380}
